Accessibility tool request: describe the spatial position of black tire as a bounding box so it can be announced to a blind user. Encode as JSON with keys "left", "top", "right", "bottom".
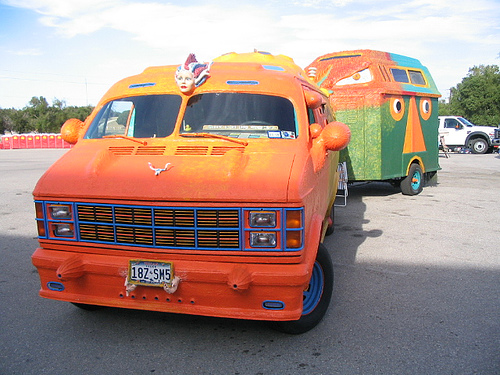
{"left": 469, "top": 138, "right": 488, "bottom": 154}
{"left": 325, "top": 205, "right": 335, "bottom": 236}
{"left": 400, "top": 163, "right": 423, "bottom": 195}
{"left": 71, "top": 302, "right": 104, "bottom": 311}
{"left": 271, "top": 244, "right": 333, "bottom": 334}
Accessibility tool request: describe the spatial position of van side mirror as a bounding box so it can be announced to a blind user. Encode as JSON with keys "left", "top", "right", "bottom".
{"left": 310, "top": 121, "right": 351, "bottom": 172}
{"left": 304, "top": 90, "right": 323, "bottom": 109}
{"left": 322, "top": 121, "right": 351, "bottom": 151}
{"left": 61, "top": 118, "right": 85, "bottom": 144}
{"left": 309, "top": 123, "right": 322, "bottom": 139}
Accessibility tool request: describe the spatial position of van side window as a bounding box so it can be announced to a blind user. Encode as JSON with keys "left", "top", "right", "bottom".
{"left": 324, "top": 104, "right": 335, "bottom": 123}
{"left": 310, "top": 105, "right": 328, "bottom": 128}
{"left": 307, "top": 107, "right": 315, "bottom": 126}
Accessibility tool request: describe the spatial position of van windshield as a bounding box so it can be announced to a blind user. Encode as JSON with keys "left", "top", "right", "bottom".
{"left": 180, "top": 93, "right": 297, "bottom": 139}
{"left": 84, "top": 94, "right": 182, "bottom": 139}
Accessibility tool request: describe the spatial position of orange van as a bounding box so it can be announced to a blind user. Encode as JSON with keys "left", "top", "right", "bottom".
{"left": 32, "top": 51, "right": 350, "bottom": 333}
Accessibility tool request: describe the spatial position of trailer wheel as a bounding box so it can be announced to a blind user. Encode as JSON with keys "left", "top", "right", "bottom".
{"left": 469, "top": 138, "right": 488, "bottom": 154}
{"left": 401, "top": 163, "right": 423, "bottom": 195}
{"left": 271, "top": 244, "right": 333, "bottom": 334}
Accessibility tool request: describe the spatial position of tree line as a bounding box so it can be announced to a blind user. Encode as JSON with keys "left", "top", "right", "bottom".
{"left": 0, "top": 97, "right": 93, "bottom": 135}
{"left": 438, "top": 64, "right": 500, "bottom": 126}
{"left": 1, "top": 64, "right": 499, "bottom": 135}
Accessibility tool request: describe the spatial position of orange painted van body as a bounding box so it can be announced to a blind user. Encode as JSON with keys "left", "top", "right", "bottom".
{"left": 32, "top": 52, "right": 349, "bottom": 326}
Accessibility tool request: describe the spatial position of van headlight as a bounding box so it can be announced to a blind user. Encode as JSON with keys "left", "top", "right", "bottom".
{"left": 52, "top": 223, "right": 75, "bottom": 237}
{"left": 250, "top": 232, "right": 277, "bottom": 247}
{"left": 249, "top": 211, "right": 276, "bottom": 227}
{"left": 48, "top": 204, "right": 72, "bottom": 220}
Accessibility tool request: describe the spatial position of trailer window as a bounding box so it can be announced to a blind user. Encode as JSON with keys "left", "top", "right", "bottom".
{"left": 180, "top": 93, "right": 297, "bottom": 139}
{"left": 390, "top": 68, "right": 409, "bottom": 83}
{"left": 409, "top": 70, "right": 426, "bottom": 85}
{"left": 84, "top": 94, "right": 182, "bottom": 139}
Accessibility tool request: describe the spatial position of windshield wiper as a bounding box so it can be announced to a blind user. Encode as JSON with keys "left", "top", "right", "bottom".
{"left": 179, "top": 133, "right": 248, "bottom": 146}
{"left": 102, "top": 134, "right": 147, "bottom": 145}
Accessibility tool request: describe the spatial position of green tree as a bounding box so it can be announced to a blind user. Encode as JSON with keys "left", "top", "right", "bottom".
{"left": 0, "top": 108, "right": 17, "bottom": 134}
{"left": 446, "top": 65, "right": 500, "bottom": 126}
{"left": 24, "top": 96, "right": 52, "bottom": 132}
{"left": 11, "top": 109, "right": 33, "bottom": 133}
{"left": 438, "top": 100, "right": 453, "bottom": 116}
{"left": 63, "top": 105, "right": 93, "bottom": 122}
{"left": 1, "top": 97, "right": 94, "bottom": 134}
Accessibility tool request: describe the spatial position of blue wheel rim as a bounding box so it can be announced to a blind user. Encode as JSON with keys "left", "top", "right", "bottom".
{"left": 303, "top": 261, "right": 324, "bottom": 315}
{"left": 410, "top": 170, "right": 421, "bottom": 190}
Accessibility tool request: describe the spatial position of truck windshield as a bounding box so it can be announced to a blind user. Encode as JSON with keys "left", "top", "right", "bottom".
{"left": 84, "top": 94, "right": 182, "bottom": 139}
{"left": 457, "top": 117, "right": 475, "bottom": 127}
{"left": 180, "top": 93, "right": 297, "bottom": 139}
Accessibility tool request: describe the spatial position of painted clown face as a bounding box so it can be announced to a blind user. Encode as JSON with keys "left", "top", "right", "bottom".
{"left": 175, "top": 69, "right": 196, "bottom": 94}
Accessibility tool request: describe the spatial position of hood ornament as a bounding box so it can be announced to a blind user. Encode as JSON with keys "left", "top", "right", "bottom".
{"left": 148, "top": 162, "right": 172, "bottom": 176}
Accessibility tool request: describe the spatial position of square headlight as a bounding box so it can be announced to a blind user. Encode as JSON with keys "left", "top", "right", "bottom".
{"left": 53, "top": 223, "right": 74, "bottom": 237}
{"left": 250, "top": 232, "right": 277, "bottom": 247}
{"left": 49, "top": 204, "right": 72, "bottom": 220}
{"left": 249, "top": 211, "right": 276, "bottom": 227}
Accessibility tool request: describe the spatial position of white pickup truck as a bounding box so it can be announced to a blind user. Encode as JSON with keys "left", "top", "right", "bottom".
{"left": 438, "top": 116, "right": 498, "bottom": 154}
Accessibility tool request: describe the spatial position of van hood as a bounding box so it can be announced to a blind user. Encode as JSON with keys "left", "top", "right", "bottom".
{"left": 33, "top": 143, "right": 296, "bottom": 203}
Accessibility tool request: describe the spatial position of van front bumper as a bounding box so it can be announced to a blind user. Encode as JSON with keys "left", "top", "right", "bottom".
{"left": 32, "top": 247, "right": 311, "bottom": 322}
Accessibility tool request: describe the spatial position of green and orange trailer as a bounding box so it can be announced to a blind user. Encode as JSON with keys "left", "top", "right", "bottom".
{"left": 307, "top": 49, "right": 441, "bottom": 195}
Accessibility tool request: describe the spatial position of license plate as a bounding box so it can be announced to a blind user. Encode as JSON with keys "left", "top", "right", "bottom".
{"left": 128, "top": 260, "right": 173, "bottom": 287}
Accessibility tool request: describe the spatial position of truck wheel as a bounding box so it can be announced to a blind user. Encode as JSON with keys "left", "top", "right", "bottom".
{"left": 271, "top": 244, "right": 333, "bottom": 334}
{"left": 401, "top": 163, "right": 423, "bottom": 195}
{"left": 469, "top": 138, "right": 488, "bottom": 154}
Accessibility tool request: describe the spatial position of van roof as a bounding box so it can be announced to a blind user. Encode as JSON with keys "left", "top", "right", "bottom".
{"left": 98, "top": 51, "right": 323, "bottom": 106}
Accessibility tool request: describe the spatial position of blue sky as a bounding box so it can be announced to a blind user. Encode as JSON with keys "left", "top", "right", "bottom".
{"left": 1, "top": 0, "right": 499, "bottom": 109}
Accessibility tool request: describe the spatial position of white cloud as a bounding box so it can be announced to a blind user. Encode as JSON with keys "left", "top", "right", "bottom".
{"left": 7, "top": 0, "right": 499, "bottom": 59}
{"left": 3, "top": 0, "right": 119, "bottom": 17}
{"left": 292, "top": 0, "right": 353, "bottom": 7}
{"left": 7, "top": 48, "right": 42, "bottom": 56}
{"left": 1, "top": 0, "right": 499, "bottom": 107}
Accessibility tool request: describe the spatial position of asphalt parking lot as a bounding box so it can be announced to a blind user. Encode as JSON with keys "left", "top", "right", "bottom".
{"left": 0, "top": 149, "right": 499, "bottom": 374}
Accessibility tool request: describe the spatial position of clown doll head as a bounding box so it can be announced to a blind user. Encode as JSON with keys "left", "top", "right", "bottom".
{"left": 175, "top": 53, "right": 211, "bottom": 94}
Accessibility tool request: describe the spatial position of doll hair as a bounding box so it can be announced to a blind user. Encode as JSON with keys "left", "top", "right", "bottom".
{"left": 176, "top": 53, "right": 211, "bottom": 87}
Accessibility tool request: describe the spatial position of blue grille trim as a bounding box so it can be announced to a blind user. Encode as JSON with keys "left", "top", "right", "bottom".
{"left": 36, "top": 201, "right": 304, "bottom": 252}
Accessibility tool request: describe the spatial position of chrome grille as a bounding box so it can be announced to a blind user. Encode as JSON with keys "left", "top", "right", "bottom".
{"left": 197, "top": 230, "right": 240, "bottom": 248}
{"left": 75, "top": 204, "right": 240, "bottom": 249}
{"left": 154, "top": 209, "right": 195, "bottom": 227}
{"left": 77, "top": 205, "right": 113, "bottom": 223}
{"left": 155, "top": 229, "right": 196, "bottom": 247}
{"left": 197, "top": 210, "right": 239, "bottom": 227}
{"left": 115, "top": 207, "right": 153, "bottom": 226}
{"left": 79, "top": 223, "right": 115, "bottom": 242}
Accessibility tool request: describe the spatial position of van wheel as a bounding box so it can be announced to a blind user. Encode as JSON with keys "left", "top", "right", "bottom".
{"left": 401, "top": 163, "right": 423, "bottom": 195}
{"left": 469, "top": 138, "right": 488, "bottom": 154}
{"left": 271, "top": 244, "right": 333, "bottom": 334}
